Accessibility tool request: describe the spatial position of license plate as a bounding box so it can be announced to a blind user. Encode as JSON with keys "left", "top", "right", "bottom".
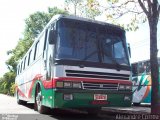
{"left": 94, "top": 94, "right": 107, "bottom": 100}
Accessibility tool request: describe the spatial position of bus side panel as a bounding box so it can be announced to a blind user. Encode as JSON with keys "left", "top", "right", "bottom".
{"left": 132, "top": 74, "right": 152, "bottom": 104}
{"left": 132, "top": 69, "right": 160, "bottom": 104}
{"left": 132, "top": 59, "right": 160, "bottom": 104}
{"left": 41, "top": 82, "right": 54, "bottom": 108}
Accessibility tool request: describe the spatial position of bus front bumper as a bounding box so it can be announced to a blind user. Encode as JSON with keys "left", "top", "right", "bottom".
{"left": 53, "top": 89, "right": 132, "bottom": 108}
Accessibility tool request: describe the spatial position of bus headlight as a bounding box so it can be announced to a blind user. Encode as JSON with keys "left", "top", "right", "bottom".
{"left": 125, "top": 85, "right": 132, "bottom": 90}
{"left": 56, "top": 81, "right": 82, "bottom": 89}
{"left": 119, "top": 84, "right": 125, "bottom": 90}
{"left": 56, "top": 81, "right": 63, "bottom": 88}
{"left": 73, "top": 82, "right": 81, "bottom": 88}
{"left": 64, "top": 82, "right": 72, "bottom": 88}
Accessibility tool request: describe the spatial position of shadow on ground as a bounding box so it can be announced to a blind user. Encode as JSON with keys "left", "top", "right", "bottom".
{"left": 21, "top": 103, "right": 115, "bottom": 120}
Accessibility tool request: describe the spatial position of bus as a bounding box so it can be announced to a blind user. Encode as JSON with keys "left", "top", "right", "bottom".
{"left": 15, "top": 14, "right": 132, "bottom": 114}
{"left": 132, "top": 58, "right": 160, "bottom": 105}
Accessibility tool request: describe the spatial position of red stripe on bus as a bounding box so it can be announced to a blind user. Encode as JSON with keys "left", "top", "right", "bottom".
{"left": 26, "top": 76, "right": 131, "bottom": 98}
{"left": 17, "top": 87, "right": 27, "bottom": 98}
{"left": 28, "top": 75, "right": 56, "bottom": 98}
{"left": 55, "top": 77, "right": 132, "bottom": 85}
{"left": 28, "top": 74, "right": 42, "bottom": 98}
{"left": 42, "top": 79, "right": 55, "bottom": 89}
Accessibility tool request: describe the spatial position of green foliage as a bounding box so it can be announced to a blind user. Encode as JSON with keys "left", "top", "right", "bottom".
{"left": 48, "top": 7, "right": 68, "bottom": 18}
{"left": 6, "top": 39, "right": 33, "bottom": 72}
{"left": 0, "top": 72, "right": 16, "bottom": 95}
{"left": 6, "top": 7, "right": 68, "bottom": 73}
{"left": 24, "top": 11, "right": 49, "bottom": 39}
{"left": 10, "top": 82, "right": 16, "bottom": 96}
{"left": 81, "top": 0, "right": 101, "bottom": 19}
{"left": 65, "top": 0, "right": 101, "bottom": 19}
{"left": 24, "top": 7, "right": 68, "bottom": 39}
{"left": 0, "top": 7, "right": 68, "bottom": 95}
{"left": 65, "top": 0, "right": 83, "bottom": 15}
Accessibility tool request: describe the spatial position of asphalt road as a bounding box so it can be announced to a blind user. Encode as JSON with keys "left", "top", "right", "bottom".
{"left": 0, "top": 94, "right": 152, "bottom": 120}
{"left": 0, "top": 94, "right": 115, "bottom": 120}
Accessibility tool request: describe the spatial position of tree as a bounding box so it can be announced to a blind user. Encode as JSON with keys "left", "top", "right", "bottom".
{"left": 65, "top": 0, "right": 101, "bottom": 19}
{"left": 0, "top": 72, "right": 16, "bottom": 95}
{"left": 1, "top": 7, "right": 68, "bottom": 95}
{"left": 138, "top": 0, "right": 160, "bottom": 114}
{"left": 6, "top": 7, "right": 68, "bottom": 73}
{"left": 24, "top": 7, "right": 68, "bottom": 39}
{"left": 65, "top": 0, "right": 83, "bottom": 15}
{"left": 80, "top": 0, "right": 101, "bottom": 19}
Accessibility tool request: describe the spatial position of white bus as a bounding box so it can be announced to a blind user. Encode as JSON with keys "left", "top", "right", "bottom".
{"left": 15, "top": 15, "right": 132, "bottom": 114}
{"left": 132, "top": 57, "right": 160, "bottom": 105}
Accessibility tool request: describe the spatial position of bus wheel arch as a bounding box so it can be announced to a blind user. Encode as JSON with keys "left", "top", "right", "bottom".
{"left": 34, "top": 83, "right": 48, "bottom": 114}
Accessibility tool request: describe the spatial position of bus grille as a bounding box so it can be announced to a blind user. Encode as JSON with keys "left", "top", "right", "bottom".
{"left": 82, "top": 82, "right": 118, "bottom": 90}
{"left": 65, "top": 70, "right": 129, "bottom": 80}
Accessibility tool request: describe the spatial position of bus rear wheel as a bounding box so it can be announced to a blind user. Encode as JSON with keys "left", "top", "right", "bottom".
{"left": 34, "top": 84, "right": 47, "bottom": 114}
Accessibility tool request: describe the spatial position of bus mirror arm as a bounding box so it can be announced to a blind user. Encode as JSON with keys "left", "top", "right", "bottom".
{"left": 49, "top": 30, "right": 56, "bottom": 44}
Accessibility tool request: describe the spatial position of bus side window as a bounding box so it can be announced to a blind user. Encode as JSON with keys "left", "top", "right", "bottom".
{"left": 34, "top": 41, "right": 40, "bottom": 60}
{"left": 146, "top": 61, "right": 151, "bottom": 74}
{"left": 20, "top": 61, "right": 23, "bottom": 73}
{"left": 43, "top": 29, "right": 48, "bottom": 58}
{"left": 39, "top": 32, "right": 45, "bottom": 56}
{"left": 16, "top": 66, "right": 18, "bottom": 75}
{"left": 28, "top": 50, "right": 32, "bottom": 66}
{"left": 138, "top": 62, "right": 145, "bottom": 74}
{"left": 19, "top": 65, "right": 21, "bottom": 74}
{"left": 23, "top": 57, "right": 27, "bottom": 70}
{"left": 132, "top": 63, "right": 138, "bottom": 76}
{"left": 17, "top": 65, "right": 20, "bottom": 75}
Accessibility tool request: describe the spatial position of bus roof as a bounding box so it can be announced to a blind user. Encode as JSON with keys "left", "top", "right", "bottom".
{"left": 51, "top": 14, "right": 125, "bottom": 31}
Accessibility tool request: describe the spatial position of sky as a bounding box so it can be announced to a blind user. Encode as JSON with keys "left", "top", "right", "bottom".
{"left": 0, "top": 0, "right": 159, "bottom": 77}
{"left": 0, "top": 0, "right": 64, "bottom": 77}
{"left": 127, "top": 22, "right": 160, "bottom": 63}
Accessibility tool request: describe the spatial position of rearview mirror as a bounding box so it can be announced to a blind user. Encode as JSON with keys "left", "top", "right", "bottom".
{"left": 48, "top": 30, "right": 56, "bottom": 44}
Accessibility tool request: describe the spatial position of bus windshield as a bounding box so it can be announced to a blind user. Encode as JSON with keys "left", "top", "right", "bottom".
{"left": 56, "top": 18, "right": 129, "bottom": 66}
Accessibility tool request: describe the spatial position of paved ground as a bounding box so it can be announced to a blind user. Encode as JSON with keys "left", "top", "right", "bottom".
{"left": 0, "top": 94, "right": 153, "bottom": 120}
{"left": 0, "top": 94, "right": 38, "bottom": 114}
{"left": 0, "top": 94, "right": 115, "bottom": 120}
{"left": 102, "top": 106, "right": 150, "bottom": 114}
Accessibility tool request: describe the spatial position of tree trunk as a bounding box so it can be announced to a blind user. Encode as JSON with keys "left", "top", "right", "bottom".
{"left": 149, "top": 16, "right": 160, "bottom": 114}
{"left": 138, "top": 0, "right": 160, "bottom": 114}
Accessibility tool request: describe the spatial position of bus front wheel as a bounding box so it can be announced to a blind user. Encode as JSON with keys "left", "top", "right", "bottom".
{"left": 34, "top": 84, "right": 47, "bottom": 114}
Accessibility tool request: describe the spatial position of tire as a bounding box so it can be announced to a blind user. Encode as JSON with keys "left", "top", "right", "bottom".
{"left": 34, "top": 84, "right": 48, "bottom": 114}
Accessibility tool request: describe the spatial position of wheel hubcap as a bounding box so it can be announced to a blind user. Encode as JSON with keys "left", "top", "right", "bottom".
{"left": 36, "top": 91, "right": 42, "bottom": 107}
